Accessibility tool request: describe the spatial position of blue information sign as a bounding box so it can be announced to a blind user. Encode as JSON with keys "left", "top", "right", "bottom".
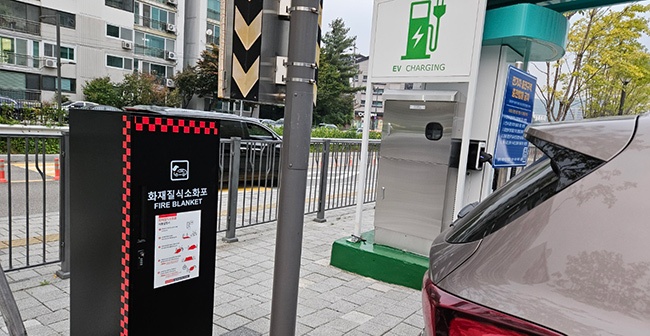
{"left": 493, "top": 66, "right": 537, "bottom": 168}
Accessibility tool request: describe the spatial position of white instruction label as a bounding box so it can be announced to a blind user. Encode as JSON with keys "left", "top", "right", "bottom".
{"left": 154, "top": 210, "right": 201, "bottom": 289}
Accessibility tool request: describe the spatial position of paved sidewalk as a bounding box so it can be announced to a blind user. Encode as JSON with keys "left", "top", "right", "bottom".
{"left": 0, "top": 205, "right": 424, "bottom": 335}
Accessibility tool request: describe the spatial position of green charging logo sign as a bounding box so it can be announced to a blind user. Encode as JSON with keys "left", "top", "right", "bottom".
{"left": 402, "top": 0, "right": 446, "bottom": 60}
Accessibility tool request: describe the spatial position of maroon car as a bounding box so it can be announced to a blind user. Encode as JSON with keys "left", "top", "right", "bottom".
{"left": 422, "top": 113, "right": 650, "bottom": 335}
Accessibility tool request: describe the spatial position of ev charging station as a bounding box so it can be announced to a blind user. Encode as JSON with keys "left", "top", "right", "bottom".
{"left": 69, "top": 109, "right": 220, "bottom": 335}
{"left": 332, "top": 0, "right": 568, "bottom": 280}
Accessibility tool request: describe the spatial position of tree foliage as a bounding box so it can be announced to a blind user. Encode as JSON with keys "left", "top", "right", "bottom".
{"left": 315, "top": 18, "right": 361, "bottom": 126}
{"left": 82, "top": 77, "right": 121, "bottom": 107}
{"left": 535, "top": 5, "right": 650, "bottom": 121}
{"left": 173, "top": 66, "right": 200, "bottom": 108}
{"left": 83, "top": 73, "right": 178, "bottom": 108}
{"left": 118, "top": 72, "right": 169, "bottom": 107}
{"left": 196, "top": 44, "right": 220, "bottom": 110}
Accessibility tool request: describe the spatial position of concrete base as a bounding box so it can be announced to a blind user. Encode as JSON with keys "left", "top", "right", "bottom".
{"left": 330, "top": 230, "right": 429, "bottom": 290}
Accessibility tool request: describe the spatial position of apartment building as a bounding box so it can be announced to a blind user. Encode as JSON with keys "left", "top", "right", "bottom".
{"left": 0, "top": 0, "right": 220, "bottom": 104}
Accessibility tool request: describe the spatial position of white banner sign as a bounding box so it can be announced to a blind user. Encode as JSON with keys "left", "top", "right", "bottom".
{"left": 370, "top": 0, "right": 486, "bottom": 83}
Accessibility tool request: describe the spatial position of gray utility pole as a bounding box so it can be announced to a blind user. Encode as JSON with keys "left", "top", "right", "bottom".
{"left": 269, "top": 0, "right": 319, "bottom": 335}
{"left": 56, "top": 14, "right": 61, "bottom": 111}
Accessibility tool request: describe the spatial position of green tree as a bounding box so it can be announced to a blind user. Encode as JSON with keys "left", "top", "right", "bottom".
{"left": 82, "top": 77, "right": 120, "bottom": 106}
{"left": 535, "top": 5, "right": 650, "bottom": 121}
{"left": 172, "top": 66, "right": 200, "bottom": 108}
{"left": 196, "top": 44, "right": 220, "bottom": 110}
{"left": 117, "top": 72, "right": 168, "bottom": 107}
{"left": 315, "top": 18, "right": 360, "bottom": 126}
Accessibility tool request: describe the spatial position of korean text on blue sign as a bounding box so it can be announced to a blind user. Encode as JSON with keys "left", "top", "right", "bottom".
{"left": 493, "top": 66, "right": 536, "bottom": 168}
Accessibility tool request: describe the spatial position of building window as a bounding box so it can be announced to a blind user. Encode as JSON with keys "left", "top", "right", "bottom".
{"left": 207, "top": 0, "right": 221, "bottom": 21}
{"left": 44, "top": 43, "right": 75, "bottom": 61}
{"left": 0, "top": 0, "right": 41, "bottom": 35}
{"left": 137, "top": 61, "right": 174, "bottom": 78}
{"left": 106, "top": 0, "right": 134, "bottom": 12}
{"left": 134, "top": 32, "right": 174, "bottom": 59}
{"left": 362, "top": 75, "right": 368, "bottom": 82}
{"left": 42, "top": 76, "right": 76, "bottom": 93}
{"left": 135, "top": 3, "right": 175, "bottom": 32}
{"left": 40, "top": 8, "right": 76, "bottom": 29}
{"left": 360, "top": 100, "right": 365, "bottom": 107}
{"left": 206, "top": 22, "right": 220, "bottom": 46}
{"left": 107, "top": 24, "right": 134, "bottom": 41}
{"left": 0, "top": 36, "right": 38, "bottom": 68}
{"left": 107, "top": 55, "right": 133, "bottom": 70}
{"left": 372, "top": 101, "right": 383, "bottom": 108}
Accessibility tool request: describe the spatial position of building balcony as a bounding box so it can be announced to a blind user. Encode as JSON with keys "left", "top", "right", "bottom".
{"left": 134, "top": 15, "right": 175, "bottom": 35}
{"left": 0, "top": 15, "right": 40, "bottom": 36}
{"left": 0, "top": 52, "right": 41, "bottom": 69}
{"left": 207, "top": 8, "right": 220, "bottom": 21}
{"left": 206, "top": 34, "right": 219, "bottom": 46}
{"left": 134, "top": 44, "right": 168, "bottom": 60}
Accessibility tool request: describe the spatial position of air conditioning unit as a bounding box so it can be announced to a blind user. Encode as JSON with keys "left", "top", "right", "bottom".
{"left": 165, "top": 78, "right": 175, "bottom": 88}
{"left": 121, "top": 40, "right": 133, "bottom": 50}
{"left": 165, "top": 51, "right": 177, "bottom": 61}
{"left": 165, "top": 23, "right": 176, "bottom": 33}
{"left": 166, "top": 0, "right": 178, "bottom": 6}
{"left": 44, "top": 58, "right": 57, "bottom": 68}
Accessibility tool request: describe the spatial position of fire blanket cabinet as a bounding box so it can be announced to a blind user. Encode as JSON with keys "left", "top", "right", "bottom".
{"left": 69, "top": 108, "right": 220, "bottom": 335}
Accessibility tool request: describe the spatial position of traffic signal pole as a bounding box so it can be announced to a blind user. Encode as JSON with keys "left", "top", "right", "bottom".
{"left": 269, "top": 1, "right": 320, "bottom": 335}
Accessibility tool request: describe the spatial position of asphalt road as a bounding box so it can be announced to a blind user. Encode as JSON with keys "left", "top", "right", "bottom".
{"left": 0, "top": 162, "right": 60, "bottom": 218}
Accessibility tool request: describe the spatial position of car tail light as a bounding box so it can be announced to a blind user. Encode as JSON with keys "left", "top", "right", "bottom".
{"left": 422, "top": 273, "right": 563, "bottom": 336}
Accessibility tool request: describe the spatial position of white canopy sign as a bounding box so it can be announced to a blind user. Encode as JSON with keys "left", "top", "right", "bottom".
{"left": 370, "top": 0, "right": 486, "bottom": 83}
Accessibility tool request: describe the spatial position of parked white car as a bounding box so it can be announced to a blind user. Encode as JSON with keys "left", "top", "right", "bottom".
{"left": 63, "top": 101, "right": 98, "bottom": 111}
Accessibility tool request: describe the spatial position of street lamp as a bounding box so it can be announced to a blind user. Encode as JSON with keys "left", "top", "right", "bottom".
{"left": 40, "top": 14, "right": 62, "bottom": 110}
{"left": 618, "top": 78, "right": 631, "bottom": 116}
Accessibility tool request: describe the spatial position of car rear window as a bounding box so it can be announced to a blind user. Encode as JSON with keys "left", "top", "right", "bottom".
{"left": 446, "top": 138, "right": 604, "bottom": 244}
{"left": 219, "top": 120, "right": 244, "bottom": 138}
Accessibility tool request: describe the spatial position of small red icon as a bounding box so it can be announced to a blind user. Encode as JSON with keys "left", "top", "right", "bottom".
{"left": 188, "top": 244, "right": 197, "bottom": 250}
{"left": 182, "top": 234, "right": 190, "bottom": 239}
{"left": 189, "top": 266, "right": 195, "bottom": 272}
{"left": 184, "top": 256, "right": 193, "bottom": 262}
{"left": 174, "top": 248, "right": 182, "bottom": 254}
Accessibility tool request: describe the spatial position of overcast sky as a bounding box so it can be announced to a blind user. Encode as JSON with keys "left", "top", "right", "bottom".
{"left": 321, "top": 0, "right": 650, "bottom": 56}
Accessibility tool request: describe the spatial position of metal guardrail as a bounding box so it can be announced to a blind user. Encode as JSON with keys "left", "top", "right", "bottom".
{"left": 0, "top": 125, "right": 381, "bottom": 272}
{"left": 0, "top": 125, "right": 66, "bottom": 273}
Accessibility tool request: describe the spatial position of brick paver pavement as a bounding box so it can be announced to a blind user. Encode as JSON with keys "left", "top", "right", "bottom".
{"left": 0, "top": 204, "right": 423, "bottom": 335}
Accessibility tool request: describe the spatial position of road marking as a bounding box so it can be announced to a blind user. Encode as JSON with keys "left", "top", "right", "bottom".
{"left": 10, "top": 162, "right": 57, "bottom": 177}
{"left": 0, "top": 233, "right": 59, "bottom": 249}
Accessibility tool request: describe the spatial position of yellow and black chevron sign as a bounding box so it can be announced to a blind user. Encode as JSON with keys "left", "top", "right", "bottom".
{"left": 231, "top": 0, "right": 262, "bottom": 101}
{"left": 314, "top": 0, "right": 323, "bottom": 105}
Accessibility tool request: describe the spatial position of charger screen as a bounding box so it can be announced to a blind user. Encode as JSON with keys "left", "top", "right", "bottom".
{"left": 411, "top": 3, "right": 429, "bottom": 19}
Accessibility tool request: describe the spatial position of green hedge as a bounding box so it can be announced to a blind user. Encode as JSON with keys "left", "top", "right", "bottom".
{"left": 0, "top": 138, "right": 60, "bottom": 154}
{"left": 272, "top": 126, "right": 382, "bottom": 140}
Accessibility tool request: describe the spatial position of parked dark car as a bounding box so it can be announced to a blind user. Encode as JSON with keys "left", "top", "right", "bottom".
{"left": 124, "top": 106, "right": 282, "bottom": 186}
{"left": 422, "top": 114, "right": 650, "bottom": 335}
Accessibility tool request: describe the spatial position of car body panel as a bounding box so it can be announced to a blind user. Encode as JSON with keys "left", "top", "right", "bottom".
{"left": 525, "top": 116, "right": 636, "bottom": 161}
{"left": 435, "top": 114, "right": 649, "bottom": 335}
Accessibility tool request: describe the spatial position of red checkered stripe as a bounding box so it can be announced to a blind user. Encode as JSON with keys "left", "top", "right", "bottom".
{"left": 133, "top": 116, "right": 219, "bottom": 135}
{"left": 120, "top": 115, "right": 132, "bottom": 336}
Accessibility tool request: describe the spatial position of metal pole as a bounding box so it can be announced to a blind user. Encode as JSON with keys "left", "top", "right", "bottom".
{"left": 618, "top": 79, "right": 629, "bottom": 116}
{"left": 351, "top": 1, "right": 382, "bottom": 242}
{"left": 223, "top": 138, "right": 240, "bottom": 243}
{"left": 56, "top": 132, "right": 70, "bottom": 279}
{"left": 269, "top": 0, "right": 319, "bottom": 334}
{"left": 0, "top": 264, "right": 27, "bottom": 336}
{"left": 314, "top": 140, "right": 330, "bottom": 223}
{"left": 56, "top": 14, "right": 62, "bottom": 112}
